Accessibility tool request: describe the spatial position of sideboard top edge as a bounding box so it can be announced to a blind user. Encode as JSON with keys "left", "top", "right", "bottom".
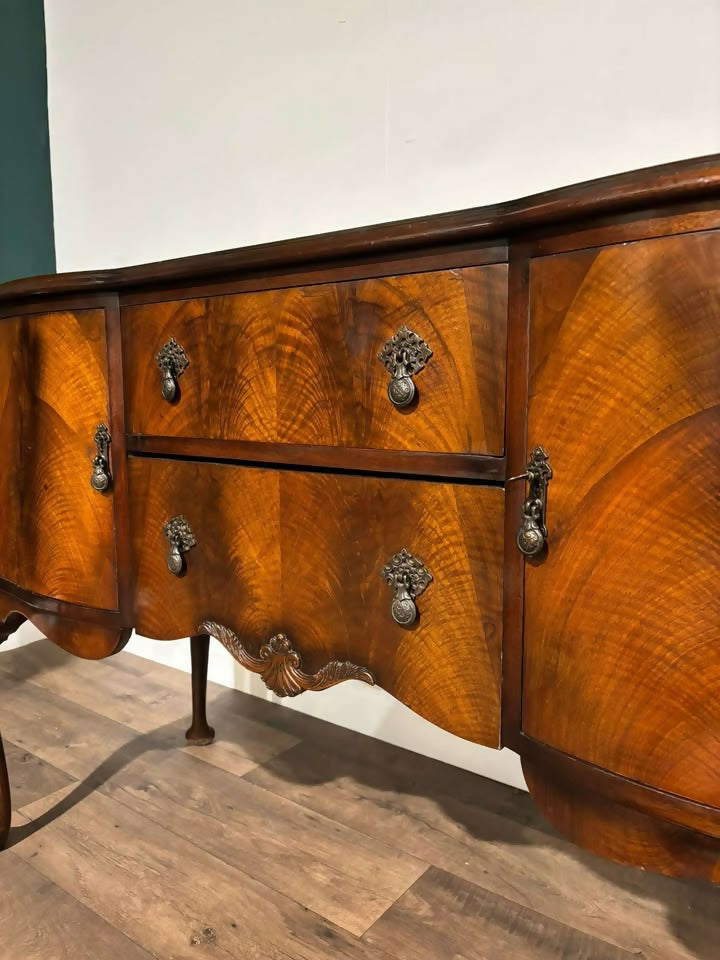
{"left": 2, "top": 153, "right": 720, "bottom": 303}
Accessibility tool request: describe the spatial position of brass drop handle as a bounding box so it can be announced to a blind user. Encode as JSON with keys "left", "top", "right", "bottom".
{"left": 164, "top": 516, "right": 196, "bottom": 575}
{"left": 377, "top": 326, "right": 432, "bottom": 409}
{"left": 381, "top": 548, "right": 433, "bottom": 625}
{"left": 90, "top": 423, "right": 111, "bottom": 492}
{"left": 155, "top": 337, "right": 189, "bottom": 402}
{"left": 515, "top": 446, "right": 553, "bottom": 557}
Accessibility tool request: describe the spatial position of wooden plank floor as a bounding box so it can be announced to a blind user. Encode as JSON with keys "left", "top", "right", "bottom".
{"left": 0, "top": 642, "right": 717, "bottom": 959}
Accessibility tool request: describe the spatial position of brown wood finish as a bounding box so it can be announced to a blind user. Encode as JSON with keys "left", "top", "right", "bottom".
{"left": 128, "top": 457, "right": 503, "bottom": 746}
{"left": 1, "top": 156, "right": 720, "bottom": 884}
{"left": 0, "top": 309, "right": 118, "bottom": 609}
{"left": 519, "top": 735, "right": 720, "bottom": 841}
{"left": 185, "top": 634, "right": 215, "bottom": 745}
{"left": 523, "top": 759, "right": 720, "bottom": 884}
{"left": 117, "top": 241, "right": 509, "bottom": 308}
{"left": 122, "top": 266, "right": 508, "bottom": 456}
{"left": 126, "top": 434, "right": 506, "bottom": 482}
{"left": 0, "top": 734, "right": 9, "bottom": 851}
{"left": 522, "top": 230, "right": 720, "bottom": 806}
{"left": 500, "top": 252, "right": 530, "bottom": 747}
{"left": 1, "top": 154, "right": 719, "bottom": 302}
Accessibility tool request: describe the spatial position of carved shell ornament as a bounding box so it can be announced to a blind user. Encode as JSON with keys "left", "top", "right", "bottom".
{"left": 199, "top": 621, "right": 375, "bottom": 697}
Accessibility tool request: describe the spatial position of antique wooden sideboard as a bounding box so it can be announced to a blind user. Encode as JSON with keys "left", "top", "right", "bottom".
{"left": 0, "top": 157, "right": 718, "bottom": 881}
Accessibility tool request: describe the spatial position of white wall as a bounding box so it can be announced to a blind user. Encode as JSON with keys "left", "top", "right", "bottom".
{"left": 42, "top": 0, "right": 720, "bottom": 789}
{"left": 2, "top": 623, "right": 43, "bottom": 651}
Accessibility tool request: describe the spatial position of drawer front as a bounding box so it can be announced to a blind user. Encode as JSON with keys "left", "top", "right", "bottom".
{"left": 129, "top": 458, "right": 503, "bottom": 746}
{"left": 122, "top": 266, "right": 507, "bottom": 455}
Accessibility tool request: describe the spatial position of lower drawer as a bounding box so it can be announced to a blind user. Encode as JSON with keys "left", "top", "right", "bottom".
{"left": 128, "top": 458, "right": 503, "bottom": 746}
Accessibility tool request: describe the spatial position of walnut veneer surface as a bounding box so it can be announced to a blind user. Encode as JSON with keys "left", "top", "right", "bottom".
{"left": 0, "top": 155, "right": 718, "bottom": 884}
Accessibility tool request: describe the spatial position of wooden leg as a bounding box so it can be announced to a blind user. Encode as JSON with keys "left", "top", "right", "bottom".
{"left": 185, "top": 634, "right": 215, "bottom": 746}
{"left": 0, "top": 612, "right": 25, "bottom": 849}
{"left": 0, "top": 733, "right": 10, "bottom": 851}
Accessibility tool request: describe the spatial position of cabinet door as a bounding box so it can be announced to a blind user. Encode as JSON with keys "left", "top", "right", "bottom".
{"left": 522, "top": 231, "right": 720, "bottom": 807}
{"left": 0, "top": 309, "right": 117, "bottom": 609}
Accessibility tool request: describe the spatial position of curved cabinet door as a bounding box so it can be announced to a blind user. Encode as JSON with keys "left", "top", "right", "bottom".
{"left": 0, "top": 309, "right": 117, "bottom": 609}
{"left": 522, "top": 231, "right": 720, "bottom": 807}
{"left": 128, "top": 458, "right": 503, "bottom": 746}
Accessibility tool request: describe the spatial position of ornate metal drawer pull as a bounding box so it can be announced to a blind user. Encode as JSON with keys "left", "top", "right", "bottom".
{"left": 381, "top": 548, "right": 433, "bottom": 625}
{"left": 90, "top": 423, "right": 111, "bottom": 492}
{"left": 377, "top": 325, "right": 432, "bottom": 409}
{"left": 155, "top": 337, "right": 189, "bottom": 402}
{"left": 199, "top": 621, "right": 375, "bottom": 697}
{"left": 163, "top": 515, "right": 196, "bottom": 575}
{"left": 515, "top": 445, "right": 553, "bottom": 557}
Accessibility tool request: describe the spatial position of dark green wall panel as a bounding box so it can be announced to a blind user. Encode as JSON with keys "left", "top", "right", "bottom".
{"left": 0, "top": 0, "right": 55, "bottom": 284}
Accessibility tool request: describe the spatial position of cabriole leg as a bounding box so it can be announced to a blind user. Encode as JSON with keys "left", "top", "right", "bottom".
{"left": 185, "top": 634, "right": 215, "bottom": 746}
{"left": 0, "top": 613, "right": 24, "bottom": 851}
{"left": 0, "top": 734, "right": 10, "bottom": 850}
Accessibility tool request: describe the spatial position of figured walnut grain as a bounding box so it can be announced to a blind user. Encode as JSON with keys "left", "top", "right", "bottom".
{"left": 122, "top": 267, "right": 507, "bottom": 456}
{"left": 129, "top": 459, "right": 503, "bottom": 746}
{"left": 522, "top": 230, "right": 720, "bottom": 808}
{"left": 0, "top": 310, "right": 117, "bottom": 609}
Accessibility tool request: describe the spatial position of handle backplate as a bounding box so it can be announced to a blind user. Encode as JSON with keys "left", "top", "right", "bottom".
{"left": 516, "top": 445, "right": 553, "bottom": 557}
{"left": 155, "top": 337, "right": 189, "bottom": 402}
{"left": 164, "top": 515, "right": 196, "bottom": 575}
{"left": 381, "top": 548, "right": 433, "bottom": 625}
{"left": 90, "top": 423, "right": 111, "bottom": 492}
{"left": 377, "top": 326, "right": 432, "bottom": 409}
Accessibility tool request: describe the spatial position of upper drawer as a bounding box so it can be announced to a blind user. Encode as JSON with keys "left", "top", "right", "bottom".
{"left": 122, "top": 266, "right": 507, "bottom": 455}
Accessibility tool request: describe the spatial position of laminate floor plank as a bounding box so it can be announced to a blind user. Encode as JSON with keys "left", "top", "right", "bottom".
{"left": 98, "top": 747, "right": 427, "bottom": 935}
{"left": 0, "top": 851, "right": 155, "bottom": 960}
{"left": 364, "top": 865, "right": 639, "bottom": 960}
{"left": 1, "top": 645, "right": 718, "bottom": 960}
{"left": 0, "top": 674, "right": 151, "bottom": 781}
{"left": 0, "top": 640, "right": 186, "bottom": 731}
{"left": 0, "top": 642, "right": 301, "bottom": 776}
{"left": 3, "top": 740, "right": 76, "bottom": 810}
{"left": 13, "top": 787, "right": 396, "bottom": 960}
{"left": 246, "top": 737, "right": 720, "bottom": 960}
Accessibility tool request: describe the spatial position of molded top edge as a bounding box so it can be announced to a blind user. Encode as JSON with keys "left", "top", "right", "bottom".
{"left": 2, "top": 154, "right": 719, "bottom": 302}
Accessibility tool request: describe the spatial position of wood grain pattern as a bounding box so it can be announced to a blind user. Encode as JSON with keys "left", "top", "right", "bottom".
{"left": 522, "top": 230, "right": 720, "bottom": 807}
{"left": 100, "top": 748, "right": 427, "bottom": 936}
{"left": 1, "top": 153, "right": 719, "bottom": 301}
{"left": 523, "top": 759, "right": 720, "bottom": 884}
{"left": 122, "top": 266, "right": 508, "bottom": 455}
{"left": 248, "top": 735, "right": 719, "bottom": 960}
{"left": 0, "top": 853, "right": 156, "bottom": 960}
{"left": 365, "top": 865, "right": 638, "bottom": 960}
{"left": 14, "top": 790, "right": 398, "bottom": 960}
{"left": 0, "top": 309, "right": 117, "bottom": 609}
{"left": 128, "top": 458, "right": 503, "bottom": 746}
{"left": 519, "top": 734, "right": 720, "bottom": 840}
{"left": 0, "top": 591, "right": 129, "bottom": 661}
{"left": 125, "top": 433, "right": 506, "bottom": 482}
{"left": 2, "top": 741, "right": 75, "bottom": 812}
